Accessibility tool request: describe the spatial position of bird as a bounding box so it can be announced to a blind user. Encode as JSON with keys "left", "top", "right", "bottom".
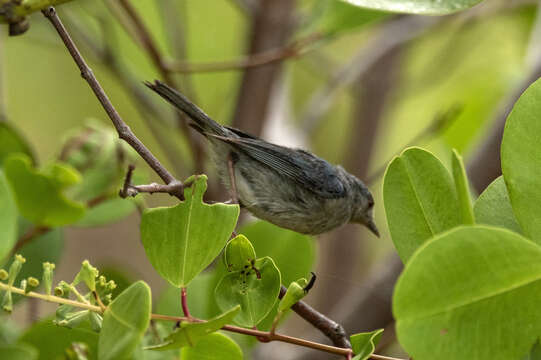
{"left": 145, "top": 80, "right": 379, "bottom": 237}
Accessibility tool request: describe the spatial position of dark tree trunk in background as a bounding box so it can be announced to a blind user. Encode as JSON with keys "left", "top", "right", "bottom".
{"left": 232, "top": 0, "right": 296, "bottom": 136}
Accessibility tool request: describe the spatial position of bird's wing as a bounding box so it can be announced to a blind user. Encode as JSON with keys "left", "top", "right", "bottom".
{"left": 208, "top": 134, "right": 346, "bottom": 198}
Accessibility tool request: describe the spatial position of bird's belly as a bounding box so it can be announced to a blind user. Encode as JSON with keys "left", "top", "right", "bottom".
{"left": 235, "top": 172, "right": 350, "bottom": 234}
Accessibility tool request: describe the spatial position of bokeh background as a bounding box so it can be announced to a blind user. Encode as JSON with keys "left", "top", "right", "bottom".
{"left": 1, "top": 0, "right": 537, "bottom": 358}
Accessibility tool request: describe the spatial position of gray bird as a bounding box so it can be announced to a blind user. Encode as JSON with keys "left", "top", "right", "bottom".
{"left": 145, "top": 80, "right": 379, "bottom": 237}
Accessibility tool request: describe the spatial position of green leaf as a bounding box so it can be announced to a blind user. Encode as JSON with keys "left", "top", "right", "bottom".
{"left": 215, "top": 257, "right": 281, "bottom": 328}
{"left": 141, "top": 175, "right": 239, "bottom": 287}
{"left": 4, "top": 154, "right": 86, "bottom": 227}
{"left": 224, "top": 235, "right": 257, "bottom": 272}
{"left": 383, "top": 147, "right": 461, "bottom": 262}
{"left": 473, "top": 176, "right": 522, "bottom": 234}
{"left": 309, "top": 1, "right": 386, "bottom": 36}
{"left": 98, "top": 281, "right": 151, "bottom": 360}
{"left": 451, "top": 149, "right": 474, "bottom": 225}
{"left": 278, "top": 278, "right": 308, "bottom": 314}
{"left": 501, "top": 77, "right": 541, "bottom": 244}
{"left": 240, "top": 221, "right": 315, "bottom": 286}
{"left": 0, "top": 171, "right": 17, "bottom": 262}
{"left": 350, "top": 329, "right": 384, "bottom": 360}
{"left": 146, "top": 306, "right": 240, "bottom": 351}
{"left": 0, "top": 122, "right": 34, "bottom": 166}
{"left": 74, "top": 198, "right": 137, "bottom": 227}
{"left": 338, "top": 0, "right": 484, "bottom": 15}
{"left": 180, "top": 333, "right": 243, "bottom": 360}
{"left": 393, "top": 226, "right": 541, "bottom": 360}
{"left": 20, "top": 318, "right": 98, "bottom": 360}
{"left": 0, "top": 343, "right": 38, "bottom": 360}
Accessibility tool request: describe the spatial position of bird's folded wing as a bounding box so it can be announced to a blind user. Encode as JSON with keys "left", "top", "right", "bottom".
{"left": 209, "top": 134, "right": 346, "bottom": 199}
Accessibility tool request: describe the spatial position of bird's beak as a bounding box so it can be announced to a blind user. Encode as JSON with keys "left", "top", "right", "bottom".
{"left": 366, "top": 219, "right": 380, "bottom": 238}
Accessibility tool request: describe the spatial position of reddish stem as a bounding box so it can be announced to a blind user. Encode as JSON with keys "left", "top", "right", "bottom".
{"left": 181, "top": 287, "right": 190, "bottom": 318}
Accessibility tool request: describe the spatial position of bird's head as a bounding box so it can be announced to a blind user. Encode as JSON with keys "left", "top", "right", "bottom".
{"left": 348, "top": 176, "right": 379, "bottom": 237}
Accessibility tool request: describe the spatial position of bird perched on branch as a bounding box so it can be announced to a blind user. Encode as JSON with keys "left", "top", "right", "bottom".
{"left": 145, "top": 80, "right": 378, "bottom": 237}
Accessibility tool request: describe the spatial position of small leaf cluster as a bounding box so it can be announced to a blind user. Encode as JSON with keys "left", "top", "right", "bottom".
{"left": 383, "top": 77, "right": 541, "bottom": 359}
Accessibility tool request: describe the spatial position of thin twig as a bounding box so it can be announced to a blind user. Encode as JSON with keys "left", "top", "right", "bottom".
{"left": 119, "top": 164, "right": 187, "bottom": 198}
{"left": 164, "top": 33, "right": 322, "bottom": 73}
{"left": 41, "top": 6, "right": 184, "bottom": 199}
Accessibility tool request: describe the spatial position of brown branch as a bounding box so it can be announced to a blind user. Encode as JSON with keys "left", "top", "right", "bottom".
{"left": 280, "top": 285, "right": 351, "bottom": 349}
{"left": 164, "top": 33, "right": 322, "bottom": 74}
{"left": 41, "top": 6, "right": 184, "bottom": 200}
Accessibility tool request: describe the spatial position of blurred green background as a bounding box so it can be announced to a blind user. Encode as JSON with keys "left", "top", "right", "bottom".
{"left": 1, "top": 0, "right": 537, "bottom": 358}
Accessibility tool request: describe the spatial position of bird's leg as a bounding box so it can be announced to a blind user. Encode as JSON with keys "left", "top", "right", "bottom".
{"left": 227, "top": 153, "right": 239, "bottom": 205}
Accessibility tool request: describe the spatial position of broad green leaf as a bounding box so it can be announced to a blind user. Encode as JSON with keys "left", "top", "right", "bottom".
{"left": 501, "top": 78, "right": 541, "bottom": 244}
{"left": 141, "top": 175, "right": 239, "bottom": 287}
{"left": 75, "top": 198, "right": 137, "bottom": 227}
{"left": 215, "top": 257, "right": 281, "bottom": 328}
{"left": 146, "top": 306, "right": 240, "bottom": 351}
{"left": 278, "top": 278, "right": 308, "bottom": 313}
{"left": 0, "top": 171, "right": 17, "bottom": 262}
{"left": 451, "top": 149, "right": 474, "bottom": 225}
{"left": 20, "top": 318, "right": 98, "bottom": 360}
{"left": 240, "top": 221, "right": 315, "bottom": 286}
{"left": 180, "top": 333, "right": 242, "bottom": 360}
{"left": 239, "top": 221, "right": 315, "bottom": 331}
{"left": 394, "top": 226, "right": 541, "bottom": 360}
{"left": 0, "top": 343, "right": 38, "bottom": 360}
{"left": 98, "top": 281, "right": 151, "bottom": 360}
{"left": 4, "top": 154, "right": 86, "bottom": 227}
{"left": 383, "top": 147, "right": 461, "bottom": 262}
{"left": 224, "top": 235, "right": 256, "bottom": 272}
{"left": 473, "top": 176, "right": 522, "bottom": 234}
{"left": 0, "top": 122, "right": 34, "bottom": 166}
{"left": 350, "top": 329, "right": 384, "bottom": 360}
{"left": 339, "top": 0, "right": 484, "bottom": 14}
{"left": 308, "top": 1, "right": 386, "bottom": 36}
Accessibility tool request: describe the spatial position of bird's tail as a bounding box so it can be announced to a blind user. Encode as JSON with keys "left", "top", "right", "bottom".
{"left": 144, "top": 80, "right": 226, "bottom": 136}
